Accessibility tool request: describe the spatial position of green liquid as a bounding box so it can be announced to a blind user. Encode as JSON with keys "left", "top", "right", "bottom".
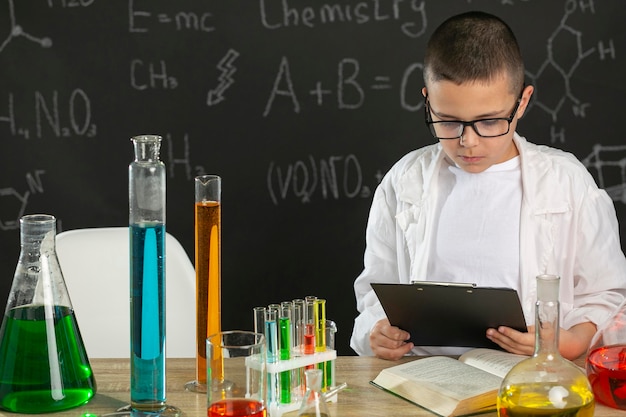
{"left": 0, "top": 305, "right": 97, "bottom": 413}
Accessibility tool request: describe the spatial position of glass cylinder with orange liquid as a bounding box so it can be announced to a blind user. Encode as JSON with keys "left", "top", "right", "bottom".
{"left": 186, "top": 175, "right": 222, "bottom": 392}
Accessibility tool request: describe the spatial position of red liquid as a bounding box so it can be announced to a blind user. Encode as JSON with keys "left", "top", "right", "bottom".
{"left": 303, "top": 324, "right": 315, "bottom": 355}
{"left": 587, "top": 345, "right": 626, "bottom": 409}
{"left": 207, "top": 399, "right": 265, "bottom": 417}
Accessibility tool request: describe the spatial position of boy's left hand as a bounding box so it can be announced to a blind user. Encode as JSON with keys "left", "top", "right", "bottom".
{"left": 486, "top": 326, "right": 534, "bottom": 356}
{"left": 486, "top": 321, "right": 596, "bottom": 360}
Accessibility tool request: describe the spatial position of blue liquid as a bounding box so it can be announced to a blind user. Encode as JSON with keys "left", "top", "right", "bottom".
{"left": 265, "top": 319, "right": 278, "bottom": 404}
{"left": 130, "top": 223, "right": 166, "bottom": 410}
{"left": 265, "top": 319, "right": 278, "bottom": 364}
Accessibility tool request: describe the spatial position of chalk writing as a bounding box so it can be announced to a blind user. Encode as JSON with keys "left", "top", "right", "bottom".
{"left": 35, "top": 89, "right": 96, "bottom": 138}
{"left": 129, "top": 0, "right": 215, "bottom": 33}
{"left": 0, "top": 89, "right": 96, "bottom": 139}
{"left": 267, "top": 154, "right": 373, "bottom": 205}
{"left": 130, "top": 59, "right": 179, "bottom": 90}
{"left": 259, "top": 0, "right": 427, "bottom": 38}
{"left": 526, "top": 0, "right": 616, "bottom": 143}
{"left": 466, "top": 0, "right": 530, "bottom": 4}
{"left": 263, "top": 56, "right": 424, "bottom": 116}
{"left": 0, "top": 0, "right": 52, "bottom": 54}
{"left": 582, "top": 144, "right": 626, "bottom": 204}
{"left": 0, "top": 170, "right": 45, "bottom": 231}
{"left": 207, "top": 49, "right": 240, "bottom": 106}
{"left": 47, "top": 0, "right": 95, "bottom": 7}
{"left": 164, "top": 132, "right": 206, "bottom": 180}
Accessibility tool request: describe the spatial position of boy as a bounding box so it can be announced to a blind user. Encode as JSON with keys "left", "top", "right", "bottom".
{"left": 350, "top": 11, "right": 626, "bottom": 360}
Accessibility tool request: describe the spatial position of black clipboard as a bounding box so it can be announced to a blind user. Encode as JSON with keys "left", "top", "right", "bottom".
{"left": 371, "top": 282, "right": 527, "bottom": 348}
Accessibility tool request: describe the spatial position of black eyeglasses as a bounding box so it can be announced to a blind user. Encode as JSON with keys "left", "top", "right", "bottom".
{"left": 424, "top": 94, "right": 522, "bottom": 140}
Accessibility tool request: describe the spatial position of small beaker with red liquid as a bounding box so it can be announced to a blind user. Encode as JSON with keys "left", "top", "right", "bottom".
{"left": 587, "top": 300, "right": 626, "bottom": 409}
{"left": 207, "top": 331, "right": 267, "bottom": 417}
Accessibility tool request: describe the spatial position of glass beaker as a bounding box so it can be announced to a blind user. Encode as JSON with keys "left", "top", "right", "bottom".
{"left": 586, "top": 299, "right": 626, "bottom": 409}
{"left": 186, "top": 174, "right": 222, "bottom": 393}
{"left": 207, "top": 331, "right": 266, "bottom": 417}
{"left": 497, "top": 274, "right": 594, "bottom": 416}
{"left": 0, "top": 214, "right": 96, "bottom": 413}
{"left": 128, "top": 134, "right": 179, "bottom": 416}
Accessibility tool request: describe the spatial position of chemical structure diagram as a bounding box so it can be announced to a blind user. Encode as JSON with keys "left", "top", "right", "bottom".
{"left": 0, "top": 0, "right": 52, "bottom": 54}
{"left": 0, "top": 170, "right": 46, "bottom": 231}
{"left": 582, "top": 145, "right": 626, "bottom": 204}
{"left": 520, "top": 0, "right": 624, "bottom": 204}
{"left": 525, "top": 0, "right": 614, "bottom": 138}
{"left": 0, "top": 0, "right": 51, "bottom": 229}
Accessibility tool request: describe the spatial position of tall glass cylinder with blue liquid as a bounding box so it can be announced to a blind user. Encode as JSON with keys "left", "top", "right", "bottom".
{"left": 129, "top": 135, "right": 173, "bottom": 414}
{"left": 0, "top": 214, "right": 96, "bottom": 413}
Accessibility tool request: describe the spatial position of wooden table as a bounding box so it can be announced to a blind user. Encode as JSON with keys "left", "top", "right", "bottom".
{"left": 5, "top": 356, "right": 626, "bottom": 417}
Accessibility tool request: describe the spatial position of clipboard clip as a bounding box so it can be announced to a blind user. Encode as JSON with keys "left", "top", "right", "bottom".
{"left": 410, "top": 280, "right": 477, "bottom": 288}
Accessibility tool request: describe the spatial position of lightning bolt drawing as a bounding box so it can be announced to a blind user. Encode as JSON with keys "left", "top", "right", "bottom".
{"left": 207, "top": 49, "right": 240, "bottom": 106}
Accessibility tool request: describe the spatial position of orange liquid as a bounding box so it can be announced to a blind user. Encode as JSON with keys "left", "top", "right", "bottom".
{"left": 195, "top": 201, "right": 222, "bottom": 383}
{"left": 207, "top": 399, "right": 265, "bottom": 417}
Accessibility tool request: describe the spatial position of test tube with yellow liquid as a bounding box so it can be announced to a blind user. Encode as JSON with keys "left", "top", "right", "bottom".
{"left": 186, "top": 175, "right": 222, "bottom": 392}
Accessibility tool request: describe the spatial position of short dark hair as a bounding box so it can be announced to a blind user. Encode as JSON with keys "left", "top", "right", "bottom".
{"left": 424, "top": 11, "right": 525, "bottom": 93}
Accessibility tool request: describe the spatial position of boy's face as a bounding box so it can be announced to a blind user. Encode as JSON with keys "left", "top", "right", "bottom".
{"left": 422, "top": 75, "right": 533, "bottom": 173}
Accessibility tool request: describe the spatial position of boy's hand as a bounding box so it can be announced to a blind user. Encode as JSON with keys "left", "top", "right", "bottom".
{"left": 486, "top": 322, "right": 596, "bottom": 360}
{"left": 370, "top": 318, "right": 414, "bottom": 360}
{"left": 486, "top": 326, "right": 534, "bottom": 356}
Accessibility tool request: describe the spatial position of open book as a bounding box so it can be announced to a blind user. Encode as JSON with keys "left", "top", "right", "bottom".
{"left": 370, "top": 348, "right": 527, "bottom": 417}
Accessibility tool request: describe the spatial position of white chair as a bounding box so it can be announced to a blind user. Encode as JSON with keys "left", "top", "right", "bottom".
{"left": 55, "top": 227, "right": 196, "bottom": 358}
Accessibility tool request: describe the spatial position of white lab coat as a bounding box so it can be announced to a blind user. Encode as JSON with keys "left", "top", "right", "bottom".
{"left": 350, "top": 134, "right": 626, "bottom": 356}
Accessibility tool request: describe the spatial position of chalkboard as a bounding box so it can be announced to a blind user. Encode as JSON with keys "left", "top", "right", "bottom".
{"left": 1, "top": 0, "right": 625, "bottom": 356}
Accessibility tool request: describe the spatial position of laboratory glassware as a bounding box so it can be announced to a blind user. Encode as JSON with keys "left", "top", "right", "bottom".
{"left": 128, "top": 134, "right": 180, "bottom": 416}
{"left": 297, "top": 369, "right": 331, "bottom": 417}
{"left": 186, "top": 174, "right": 222, "bottom": 393}
{"left": 0, "top": 214, "right": 96, "bottom": 413}
{"left": 207, "top": 331, "right": 267, "bottom": 417}
{"left": 587, "top": 298, "right": 626, "bottom": 409}
{"left": 497, "top": 274, "right": 594, "bottom": 416}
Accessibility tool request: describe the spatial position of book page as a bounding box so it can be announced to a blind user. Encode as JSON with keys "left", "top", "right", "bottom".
{"left": 385, "top": 356, "right": 503, "bottom": 399}
{"left": 458, "top": 348, "right": 526, "bottom": 378}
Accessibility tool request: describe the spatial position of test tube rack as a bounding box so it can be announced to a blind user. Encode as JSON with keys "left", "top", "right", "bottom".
{"left": 266, "top": 349, "right": 338, "bottom": 417}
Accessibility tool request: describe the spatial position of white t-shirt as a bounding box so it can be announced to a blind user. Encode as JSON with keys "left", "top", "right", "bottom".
{"left": 427, "top": 156, "right": 522, "bottom": 290}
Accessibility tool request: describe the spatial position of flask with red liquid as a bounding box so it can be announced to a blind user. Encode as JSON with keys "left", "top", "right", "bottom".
{"left": 587, "top": 299, "right": 626, "bottom": 409}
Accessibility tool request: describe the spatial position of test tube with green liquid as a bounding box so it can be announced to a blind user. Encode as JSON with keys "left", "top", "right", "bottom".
{"left": 279, "top": 308, "right": 291, "bottom": 404}
{"left": 291, "top": 299, "right": 305, "bottom": 399}
{"left": 325, "top": 320, "right": 337, "bottom": 390}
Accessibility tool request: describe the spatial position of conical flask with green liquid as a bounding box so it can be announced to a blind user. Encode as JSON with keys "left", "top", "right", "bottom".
{"left": 0, "top": 214, "right": 96, "bottom": 413}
